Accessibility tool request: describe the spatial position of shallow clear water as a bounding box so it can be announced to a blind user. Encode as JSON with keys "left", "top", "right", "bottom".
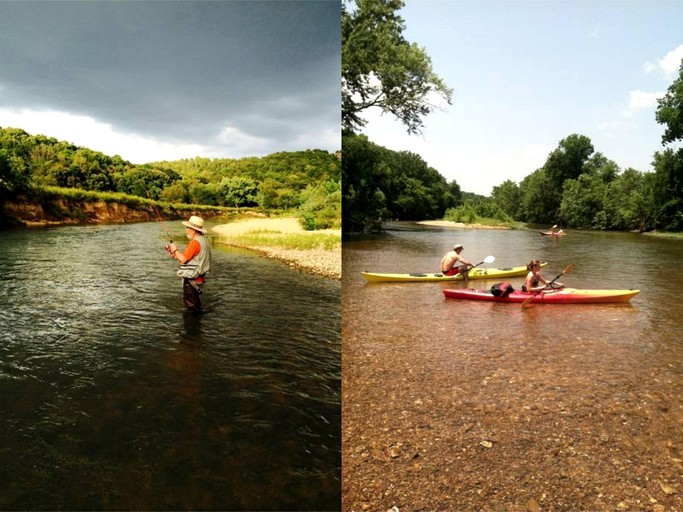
{"left": 0, "top": 221, "right": 340, "bottom": 510}
{"left": 342, "top": 222, "right": 683, "bottom": 508}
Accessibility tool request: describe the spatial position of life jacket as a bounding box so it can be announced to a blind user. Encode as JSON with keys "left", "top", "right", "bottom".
{"left": 177, "top": 235, "right": 211, "bottom": 279}
{"left": 491, "top": 282, "right": 514, "bottom": 297}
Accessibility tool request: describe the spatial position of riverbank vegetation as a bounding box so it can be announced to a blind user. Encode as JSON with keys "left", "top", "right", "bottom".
{"left": 344, "top": 89, "right": 683, "bottom": 234}
{"left": 212, "top": 217, "right": 341, "bottom": 279}
{"left": 341, "top": 0, "right": 683, "bottom": 234}
{"left": 0, "top": 126, "right": 340, "bottom": 230}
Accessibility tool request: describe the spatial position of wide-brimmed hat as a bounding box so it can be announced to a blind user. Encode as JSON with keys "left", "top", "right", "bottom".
{"left": 182, "top": 215, "right": 206, "bottom": 234}
{"left": 453, "top": 244, "right": 464, "bottom": 250}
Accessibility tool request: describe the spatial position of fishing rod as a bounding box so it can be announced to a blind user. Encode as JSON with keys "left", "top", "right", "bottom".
{"left": 135, "top": 177, "right": 174, "bottom": 246}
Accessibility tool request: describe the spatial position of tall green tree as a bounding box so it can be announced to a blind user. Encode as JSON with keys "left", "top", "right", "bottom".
{"left": 518, "top": 169, "right": 556, "bottom": 224}
{"left": 559, "top": 154, "right": 617, "bottom": 229}
{"left": 656, "top": 59, "right": 683, "bottom": 145}
{"left": 544, "top": 134, "right": 595, "bottom": 188}
{"left": 603, "top": 168, "right": 649, "bottom": 232}
{"left": 342, "top": 0, "right": 452, "bottom": 134}
{"left": 342, "top": 133, "right": 392, "bottom": 231}
{"left": 653, "top": 58, "right": 683, "bottom": 231}
{"left": 491, "top": 180, "right": 522, "bottom": 219}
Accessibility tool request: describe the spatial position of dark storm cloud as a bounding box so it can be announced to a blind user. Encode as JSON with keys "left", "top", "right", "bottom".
{"left": 0, "top": 0, "right": 340, "bottom": 157}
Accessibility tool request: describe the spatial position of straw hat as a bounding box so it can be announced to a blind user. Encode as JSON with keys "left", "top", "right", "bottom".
{"left": 182, "top": 215, "right": 206, "bottom": 234}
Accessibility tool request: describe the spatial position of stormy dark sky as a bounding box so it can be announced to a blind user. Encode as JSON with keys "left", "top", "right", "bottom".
{"left": 0, "top": 1, "right": 340, "bottom": 163}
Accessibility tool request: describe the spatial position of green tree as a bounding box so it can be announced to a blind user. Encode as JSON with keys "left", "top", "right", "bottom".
{"left": 650, "top": 148, "right": 683, "bottom": 231}
{"left": 160, "top": 181, "right": 190, "bottom": 204}
{"left": 518, "top": 169, "right": 557, "bottom": 224}
{"left": 257, "top": 177, "right": 281, "bottom": 209}
{"left": 651, "top": 59, "right": 683, "bottom": 231}
{"left": 342, "top": 132, "right": 392, "bottom": 231}
{"left": 603, "top": 168, "right": 649, "bottom": 232}
{"left": 0, "top": 148, "right": 30, "bottom": 200}
{"left": 559, "top": 153, "right": 618, "bottom": 229}
{"left": 218, "top": 176, "right": 258, "bottom": 208}
{"left": 491, "top": 180, "right": 522, "bottom": 219}
{"left": 298, "top": 180, "right": 341, "bottom": 230}
{"left": 342, "top": 0, "right": 452, "bottom": 134}
{"left": 656, "top": 59, "right": 683, "bottom": 145}
{"left": 544, "top": 134, "right": 595, "bottom": 188}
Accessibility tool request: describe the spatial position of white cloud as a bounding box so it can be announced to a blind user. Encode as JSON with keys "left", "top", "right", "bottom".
{"left": 0, "top": 108, "right": 207, "bottom": 163}
{"left": 621, "top": 90, "right": 664, "bottom": 117}
{"left": 643, "top": 44, "right": 683, "bottom": 77}
{"left": 658, "top": 44, "right": 683, "bottom": 76}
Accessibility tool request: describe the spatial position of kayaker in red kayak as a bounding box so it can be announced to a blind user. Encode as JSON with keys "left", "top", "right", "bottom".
{"left": 440, "top": 244, "right": 474, "bottom": 277}
{"left": 522, "top": 259, "right": 564, "bottom": 292}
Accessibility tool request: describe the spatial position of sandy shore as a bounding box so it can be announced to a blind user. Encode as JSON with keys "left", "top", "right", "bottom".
{"left": 417, "top": 220, "right": 512, "bottom": 230}
{"left": 212, "top": 217, "right": 341, "bottom": 280}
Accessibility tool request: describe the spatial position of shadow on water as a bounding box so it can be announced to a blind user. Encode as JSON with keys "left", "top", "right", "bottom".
{"left": 0, "top": 222, "right": 340, "bottom": 511}
{"left": 180, "top": 311, "right": 204, "bottom": 345}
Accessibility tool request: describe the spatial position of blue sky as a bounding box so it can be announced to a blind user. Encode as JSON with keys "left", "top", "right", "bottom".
{"left": 361, "top": 0, "right": 683, "bottom": 196}
{"left": 0, "top": 1, "right": 340, "bottom": 164}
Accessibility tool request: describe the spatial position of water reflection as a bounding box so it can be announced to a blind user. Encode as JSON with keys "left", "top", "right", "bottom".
{"left": 0, "top": 222, "right": 340, "bottom": 510}
{"left": 181, "top": 311, "right": 204, "bottom": 344}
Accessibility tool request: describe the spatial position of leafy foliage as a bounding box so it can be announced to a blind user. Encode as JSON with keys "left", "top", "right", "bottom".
{"left": 342, "top": 132, "right": 460, "bottom": 231}
{"left": 0, "top": 126, "right": 340, "bottom": 229}
{"left": 342, "top": 0, "right": 452, "bottom": 134}
{"left": 656, "top": 60, "right": 683, "bottom": 145}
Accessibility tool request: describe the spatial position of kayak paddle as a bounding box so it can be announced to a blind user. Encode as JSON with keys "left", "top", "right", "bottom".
{"left": 461, "top": 255, "right": 495, "bottom": 276}
{"left": 521, "top": 263, "right": 573, "bottom": 308}
{"left": 473, "top": 255, "right": 495, "bottom": 268}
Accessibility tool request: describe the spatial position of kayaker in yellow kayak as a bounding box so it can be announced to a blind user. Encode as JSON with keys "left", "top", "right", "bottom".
{"left": 440, "top": 244, "right": 474, "bottom": 277}
{"left": 522, "top": 259, "right": 564, "bottom": 292}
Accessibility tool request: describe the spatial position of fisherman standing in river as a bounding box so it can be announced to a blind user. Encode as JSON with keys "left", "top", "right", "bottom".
{"left": 167, "top": 215, "right": 212, "bottom": 313}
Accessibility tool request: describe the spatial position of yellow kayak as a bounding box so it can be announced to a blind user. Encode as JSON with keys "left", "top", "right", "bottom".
{"left": 361, "top": 263, "right": 545, "bottom": 283}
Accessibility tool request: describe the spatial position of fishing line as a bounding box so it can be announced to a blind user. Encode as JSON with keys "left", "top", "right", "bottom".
{"left": 136, "top": 178, "right": 173, "bottom": 243}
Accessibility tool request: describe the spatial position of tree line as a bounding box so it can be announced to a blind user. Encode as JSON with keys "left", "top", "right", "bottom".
{"left": 490, "top": 134, "right": 682, "bottom": 232}
{"left": 342, "top": 131, "right": 462, "bottom": 231}
{"left": 341, "top": 0, "right": 683, "bottom": 233}
{"left": 343, "top": 128, "right": 682, "bottom": 233}
{"left": 0, "top": 127, "right": 341, "bottom": 229}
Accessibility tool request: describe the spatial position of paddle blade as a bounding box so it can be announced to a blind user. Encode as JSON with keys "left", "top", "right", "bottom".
{"left": 521, "top": 295, "right": 535, "bottom": 308}
{"left": 483, "top": 255, "right": 495, "bottom": 264}
{"left": 562, "top": 263, "right": 573, "bottom": 275}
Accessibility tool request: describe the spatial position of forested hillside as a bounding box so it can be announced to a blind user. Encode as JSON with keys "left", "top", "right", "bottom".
{"left": 0, "top": 127, "right": 341, "bottom": 229}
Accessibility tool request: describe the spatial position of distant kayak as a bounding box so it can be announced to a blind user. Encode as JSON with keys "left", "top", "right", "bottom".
{"left": 361, "top": 263, "right": 545, "bottom": 283}
{"left": 539, "top": 230, "right": 566, "bottom": 236}
{"left": 443, "top": 287, "right": 639, "bottom": 304}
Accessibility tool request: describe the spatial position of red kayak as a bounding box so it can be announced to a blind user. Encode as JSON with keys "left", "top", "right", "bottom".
{"left": 538, "top": 230, "right": 566, "bottom": 236}
{"left": 443, "top": 287, "right": 639, "bottom": 304}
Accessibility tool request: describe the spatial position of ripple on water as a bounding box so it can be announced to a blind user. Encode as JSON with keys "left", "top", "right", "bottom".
{"left": 0, "top": 222, "right": 340, "bottom": 510}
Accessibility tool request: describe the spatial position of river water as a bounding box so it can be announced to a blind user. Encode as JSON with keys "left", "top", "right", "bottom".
{"left": 342, "top": 222, "right": 683, "bottom": 510}
{"left": 0, "top": 220, "right": 340, "bottom": 510}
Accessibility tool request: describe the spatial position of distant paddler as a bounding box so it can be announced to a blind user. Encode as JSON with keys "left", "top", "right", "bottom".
{"left": 440, "top": 243, "right": 473, "bottom": 278}
{"left": 167, "top": 215, "right": 212, "bottom": 313}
